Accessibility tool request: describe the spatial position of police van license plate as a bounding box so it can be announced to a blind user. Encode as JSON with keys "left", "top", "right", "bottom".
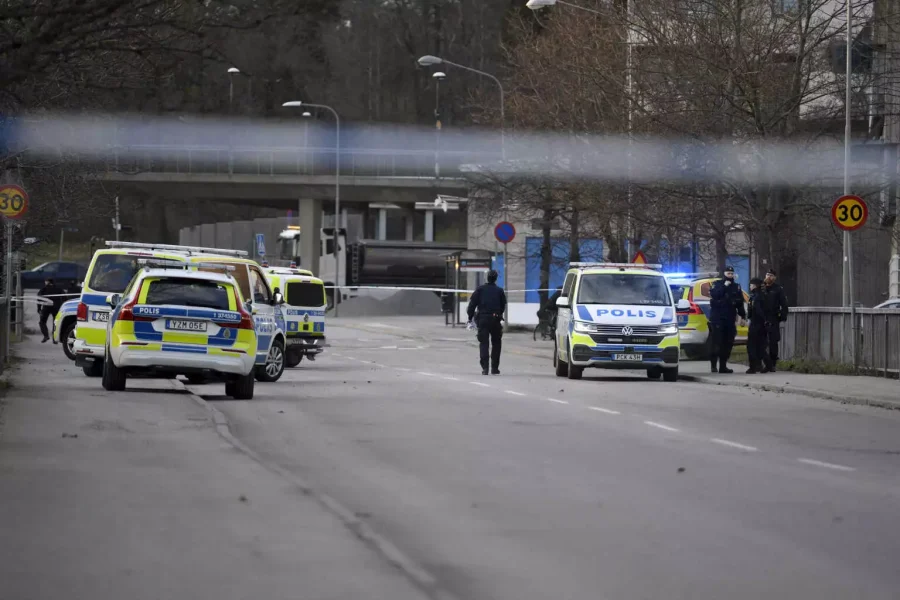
{"left": 167, "top": 319, "right": 208, "bottom": 332}
{"left": 613, "top": 354, "right": 641, "bottom": 361}
{"left": 91, "top": 312, "right": 109, "bottom": 323}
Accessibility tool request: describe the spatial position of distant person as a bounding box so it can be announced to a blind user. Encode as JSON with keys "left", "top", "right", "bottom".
{"left": 37, "top": 278, "right": 65, "bottom": 343}
{"left": 761, "top": 268, "right": 789, "bottom": 371}
{"left": 466, "top": 269, "right": 507, "bottom": 375}
{"left": 537, "top": 288, "right": 561, "bottom": 330}
{"left": 708, "top": 265, "right": 746, "bottom": 374}
{"left": 745, "top": 277, "right": 770, "bottom": 374}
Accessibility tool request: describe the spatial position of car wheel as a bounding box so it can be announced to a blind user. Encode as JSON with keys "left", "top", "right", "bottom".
{"left": 663, "top": 367, "right": 679, "bottom": 382}
{"left": 565, "top": 339, "right": 583, "bottom": 380}
{"left": 285, "top": 350, "right": 302, "bottom": 368}
{"left": 647, "top": 367, "right": 662, "bottom": 380}
{"left": 255, "top": 338, "right": 285, "bottom": 382}
{"left": 61, "top": 321, "right": 77, "bottom": 361}
{"left": 186, "top": 374, "right": 208, "bottom": 385}
{"left": 554, "top": 339, "right": 569, "bottom": 377}
{"left": 83, "top": 360, "right": 103, "bottom": 377}
{"left": 101, "top": 351, "right": 126, "bottom": 391}
{"left": 231, "top": 372, "right": 255, "bottom": 400}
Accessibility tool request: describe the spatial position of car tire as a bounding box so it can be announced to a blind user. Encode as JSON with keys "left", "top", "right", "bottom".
{"left": 186, "top": 374, "right": 208, "bottom": 385}
{"left": 61, "top": 321, "right": 77, "bottom": 361}
{"left": 647, "top": 367, "right": 662, "bottom": 380}
{"left": 565, "top": 339, "right": 583, "bottom": 380}
{"left": 83, "top": 360, "right": 103, "bottom": 377}
{"left": 101, "top": 351, "right": 126, "bottom": 391}
{"left": 554, "top": 339, "right": 569, "bottom": 377}
{"left": 663, "top": 367, "right": 679, "bottom": 382}
{"left": 285, "top": 350, "right": 302, "bottom": 368}
{"left": 224, "top": 381, "right": 236, "bottom": 397}
{"left": 255, "top": 338, "right": 285, "bottom": 382}
{"left": 231, "top": 372, "right": 255, "bottom": 400}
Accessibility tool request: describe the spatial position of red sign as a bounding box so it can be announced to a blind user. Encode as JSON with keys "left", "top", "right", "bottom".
{"left": 831, "top": 195, "right": 868, "bottom": 231}
{"left": 631, "top": 250, "right": 648, "bottom": 264}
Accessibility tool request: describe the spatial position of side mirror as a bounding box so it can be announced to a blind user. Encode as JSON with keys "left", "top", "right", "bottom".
{"left": 244, "top": 300, "right": 254, "bottom": 312}
{"left": 675, "top": 299, "right": 691, "bottom": 312}
{"left": 555, "top": 296, "right": 569, "bottom": 308}
{"left": 273, "top": 292, "right": 285, "bottom": 305}
{"left": 106, "top": 294, "right": 121, "bottom": 308}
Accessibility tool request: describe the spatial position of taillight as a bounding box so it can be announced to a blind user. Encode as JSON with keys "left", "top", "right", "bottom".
{"left": 76, "top": 302, "right": 88, "bottom": 321}
{"left": 688, "top": 302, "right": 703, "bottom": 315}
{"left": 237, "top": 308, "right": 255, "bottom": 330}
{"left": 117, "top": 283, "right": 145, "bottom": 322}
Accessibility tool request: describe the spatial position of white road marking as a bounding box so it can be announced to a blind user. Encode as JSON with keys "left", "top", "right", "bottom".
{"left": 440, "top": 375, "right": 460, "bottom": 381}
{"left": 644, "top": 421, "right": 679, "bottom": 433}
{"left": 379, "top": 345, "right": 398, "bottom": 349}
{"left": 547, "top": 398, "right": 569, "bottom": 404}
{"left": 711, "top": 438, "right": 758, "bottom": 452}
{"left": 505, "top": 390, "right": 526, "bottom": 396}
{"left": 394, "top": 367, "right": 412, "bottom": 372}
{"left": 589, "top": 406, "right": 620, "bottom": 415}
{"left": 417, "top": 371, "right": 437, "bottom": 377}
{"left": 469, "top": 381, "right": 491, "bottom": 387}
{"left": 798, "top": 458, "right": 856, "bottom": 472}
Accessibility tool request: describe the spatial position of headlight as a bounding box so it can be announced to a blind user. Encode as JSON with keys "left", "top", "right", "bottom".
{"left": 574, "top": 321, "right": 596, "bottom": 333}
{"left": 658, "top": 323, "right": 679, "bottom": 335}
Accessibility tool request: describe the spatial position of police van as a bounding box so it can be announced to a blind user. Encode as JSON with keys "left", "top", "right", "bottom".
{"left": 264, "top": 267, "right": 327, "bottom": 367}
{"left": 74, "top": 242, "right": 288, "bottom": 383}
{"left": 553, "top": 262, "right": 691, "bottom": 381}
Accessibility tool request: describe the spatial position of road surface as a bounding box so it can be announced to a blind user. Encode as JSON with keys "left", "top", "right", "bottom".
{"left": 188, "top": 319, "right": 900, "bottom": 600}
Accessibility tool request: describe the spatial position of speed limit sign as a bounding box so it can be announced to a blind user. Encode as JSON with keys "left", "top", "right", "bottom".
{"left": 831, "top": 195, "right": 868, "bottom": 231}
{"left": 0, "top": 184, "right": 28, "bottom": 219}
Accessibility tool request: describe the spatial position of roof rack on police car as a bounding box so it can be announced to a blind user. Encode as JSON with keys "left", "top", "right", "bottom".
{"left": 569, "top": 262, "right": 663, "bottom": 270}
{"left": 137, "top": 258, "right": 236, "bottom": 271}
{"left": 106, "top": 240, "right": 248, "bottom": 257}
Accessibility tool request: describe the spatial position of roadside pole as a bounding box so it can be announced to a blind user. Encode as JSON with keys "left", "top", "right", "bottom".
{"left": 494, "top": 222, "right": 516, "bottom": 327}
{"left": 0, "top": 184, "right": 29, "bottom": 363}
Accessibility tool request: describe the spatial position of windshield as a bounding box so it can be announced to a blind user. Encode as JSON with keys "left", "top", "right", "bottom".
{"left": 577, "top": 273, "right": 672, "bottom": 306}
{"left": 88, "top": 254, "right": 153, "bottom": 293}
{"left": 286, "top": 281, "right": 326, "bottom": 307}
{"left": 143, "top": 278, "right": 231, "bottom": 310}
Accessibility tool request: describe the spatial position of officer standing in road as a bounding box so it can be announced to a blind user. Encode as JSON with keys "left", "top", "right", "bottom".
{"left": 467, "top": 269, "right": 507, "bottom": 375}
{"left": 708, "top": 265, "right": 746, "bottom": 374}
{"left": 761, "top": 268, "right": 789, "bottom": 371}
{"left": 37, "top": 278, "right": 65, "bottom": 344}
{"left": 745, "top": 277, "right": 770, "bottom": 374}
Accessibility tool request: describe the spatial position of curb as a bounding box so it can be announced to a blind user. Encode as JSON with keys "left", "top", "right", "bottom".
{"left": 171, "top": 379, "right": 460, "bottom": 600}
{"left": 677, "top": 374, "right": 900, "bottom": 410}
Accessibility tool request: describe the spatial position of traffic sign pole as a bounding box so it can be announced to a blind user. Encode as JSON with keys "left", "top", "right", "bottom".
{"left": 832, "top": 194, "right": 867, "bottom": 366}
{"left": 494, "top": 222, "right": 517, "bottom": 327}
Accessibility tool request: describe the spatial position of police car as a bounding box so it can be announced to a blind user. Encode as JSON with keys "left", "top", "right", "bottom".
{"left": 553, "top": 262, "right": 690, "bottom": 381}
{"left": 264, "top": 267, "right": 326, "bottom": 367}
{"left": 666, "top": 272, "right": 749, "bottom": 360}
{"left": 53, "top": 298, "right": 80, "bottom": 360}
{"left": 101, "top": 260, "right": 258, "bottom": 398}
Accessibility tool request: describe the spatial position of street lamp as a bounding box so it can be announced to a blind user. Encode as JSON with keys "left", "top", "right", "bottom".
{"left": 227, "top": 67, "right": 241, "bottom": 111}
{"left": 433, "top": 71, "right": 446, "bottom": 179}
{"left": 282, "top": 100, "right": 342, "bottom": 317}
{"left": 417, "top": 55, "right": 505, "bottom": 160}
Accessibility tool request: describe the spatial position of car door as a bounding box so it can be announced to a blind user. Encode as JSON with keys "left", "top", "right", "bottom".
{"left": 556, "top": 272, "right": 577, "bottom": 355}
{"left": 249, "top": 265, "right": 278, "bottom": 365}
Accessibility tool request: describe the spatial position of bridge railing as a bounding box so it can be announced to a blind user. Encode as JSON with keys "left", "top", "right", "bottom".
{"left": 106, "top": 145, "right": 501, "bottom": 178}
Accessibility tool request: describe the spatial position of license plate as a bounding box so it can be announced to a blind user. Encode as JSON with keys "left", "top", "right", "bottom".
{"left": 613, "top": 354, "right": 641, "bottom": 361}
{"left": 167, "top": 319, "right": 208, "bottom": 332}
{"left": 91, "top": 311, "right": 109, "bottom": 323}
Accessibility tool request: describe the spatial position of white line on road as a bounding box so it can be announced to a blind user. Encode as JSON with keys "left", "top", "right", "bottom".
{"left": 395, "top": 367, "right": 412, "bottom": 372}
{"left": 505, "top": 390, "right": 526, "bottom": 397}
{"left": 469, "top": 381, "right": 491, "bottom": 387}
{"left": 589, "top": 406, "right": 620, "bottom": 415}
{"left": 798, "top": 458, "right": 856, "bottom": 472}
{"left": 547, "top": 398, "right": 569, "bottom": 404}
{"left": 417, "top": 372, "right": 437, "bottom": 377}
{"left": 644, "top": 421, "right": 679, "bottom": 433}
{"left": 440, "top": 375, "right": 460, "bottom": 381}
{"left": 711, "top": 438, "right": 758, "bottom": 452}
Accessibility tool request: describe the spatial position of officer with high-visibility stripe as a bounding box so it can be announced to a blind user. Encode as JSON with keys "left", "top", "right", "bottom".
{"left": 467, "top": 269, "right": 507, "bottom": 375}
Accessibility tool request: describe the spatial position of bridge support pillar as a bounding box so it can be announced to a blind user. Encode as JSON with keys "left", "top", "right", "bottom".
{"left": 377, "top": 208, "right": 387, "bottom": 240}
{"left": 405, "top": 210, "right": 414, "bottom": 241}
{"left": 424, "top": 210, "right": 435, "bottom": 242}
{"left": 299, "top": 198, "right": 322, "bottom": 276}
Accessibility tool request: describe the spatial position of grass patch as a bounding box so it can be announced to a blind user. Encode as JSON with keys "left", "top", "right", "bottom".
{"left": 24, "top": 241, "right": 93, "bottom": 269}
{"left": 778, "top": 359, "right": 861, "bottom": 376}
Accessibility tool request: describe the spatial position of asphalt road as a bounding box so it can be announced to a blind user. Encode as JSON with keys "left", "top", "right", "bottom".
{"left": 190, "top": 321, "right": 900, "bottom": 600}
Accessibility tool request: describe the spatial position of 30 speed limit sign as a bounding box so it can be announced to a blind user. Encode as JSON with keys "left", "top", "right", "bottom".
{"left": 0, "top": 184, "right": 28, "bottom": 219}
{"left": 831, "top": 195, "right": 868, "bottom": 231}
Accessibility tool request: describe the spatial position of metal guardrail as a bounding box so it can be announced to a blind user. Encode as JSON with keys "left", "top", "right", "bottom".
{"left": 105, "top": 145, "right": 500, "bottom": 179}
{"left": 780, "top": 307, "right": 900, "bottom": 376}
{"left": 0, "top": 298, "right": 9, "bottom": 373}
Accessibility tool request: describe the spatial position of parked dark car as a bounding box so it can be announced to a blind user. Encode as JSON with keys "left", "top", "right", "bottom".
{"left": 20, "top": 261, "right": 87, "bottom": 293}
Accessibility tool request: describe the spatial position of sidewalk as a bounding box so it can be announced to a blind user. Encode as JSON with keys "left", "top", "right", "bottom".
{"left": 0, "top": 336, "right": 431, "bottom": 600}
{"left": 333, "top": 316, "right": 900, "bottom": 410}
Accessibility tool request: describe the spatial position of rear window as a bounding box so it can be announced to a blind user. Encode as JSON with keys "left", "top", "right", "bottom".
{"left": 89, "top": 254, "right": 164, "bottom": 293}
{"left": 286, "top": 281, "right": 325, "bottom": 307}
{"left": 144, "top": 278, "right": 231, "bottom": 310}
{"left": 669, "top": 284, "right": 689, "bottom": 300}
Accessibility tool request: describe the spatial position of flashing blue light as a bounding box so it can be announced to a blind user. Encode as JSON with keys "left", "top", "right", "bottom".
{"left": 665, "top": 272, "right": 689, "bottom": 279}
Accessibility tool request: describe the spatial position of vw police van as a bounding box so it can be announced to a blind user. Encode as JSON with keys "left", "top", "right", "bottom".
{"left": 553, "top": 262, "right": 690, "bottom": 381}
{"left": 264, "top": 267, "right": 327, "bottom": 367}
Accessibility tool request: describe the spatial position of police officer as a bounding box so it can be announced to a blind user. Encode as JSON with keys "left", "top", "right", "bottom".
{"left": 760, "top": 268, "right": 789, "bottom": 371}
{"left": 708, "top": 265, "right": 746, "bottom": 374}
{"left": 745, "top": 277, "right": 770, "bottom": 374}
{"left": 467, "top": 269, "right": 507, "bottom": 375}
{"left": 37, "top": 278, "right": 65, "bottom": 343}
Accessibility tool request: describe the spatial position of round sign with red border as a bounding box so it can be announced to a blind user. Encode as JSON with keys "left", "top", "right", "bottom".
{"left": 494, "top": 221, "right": 516, "bottom": 244}
{"left": 831, "top": 195, "right": 868, "bottom": 231}
{"left": 0, "top": 184, "right": 28, "bottom": 219}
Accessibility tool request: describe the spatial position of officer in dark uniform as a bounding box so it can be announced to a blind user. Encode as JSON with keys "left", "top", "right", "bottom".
{"left": 708, "top": 265, "right": 746, "bottom": 374}
{"left": 760, "top": 268, "right": 789, "bottom": 371}
{"left": 745, "top": 277, "right": 770, "bottom": 374}
{"left": 467, "top": 269, "right": 507, "bottom": 375}
{"left": 37, "top": 278, "right": 65, "bottom": 343}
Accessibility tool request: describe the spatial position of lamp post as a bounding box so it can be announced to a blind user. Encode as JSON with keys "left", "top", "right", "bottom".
{"left": 433, "top": 71, "right": 446, "bottom": 179}
{"left": 282, "top": 100, "right": 342, "bottom": 316}
{"left": 227, "top": 67, "right": 241, "bottom": 175}
{"left": 417, "top": 55, "right": 505, "bottom": 160}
